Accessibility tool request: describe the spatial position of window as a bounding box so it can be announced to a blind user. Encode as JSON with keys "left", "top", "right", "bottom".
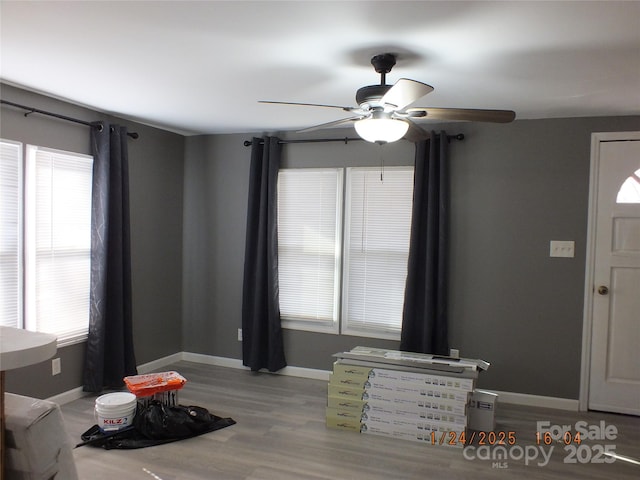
{"left": 342, "top": 168, "right": 414, "bottom": 338}
{"left": 277, "top": 166, "right": 414, "bottom": 339}
{"left": 617, "top": 168, "right": 640, "bottom": 203}
{"left": 278, "top": 168, "right": 343, "bottom": 333}
{"left": 0, "top": 140, "right": 93, "bottom": 346}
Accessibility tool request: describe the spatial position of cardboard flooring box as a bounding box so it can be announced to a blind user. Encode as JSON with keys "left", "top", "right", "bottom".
{"left": 361, "top": 411, "right": 466, "bottom": 431}
{"left": 336, "top": 347, "right": 489, "bottom": 376}
{"left": 332, "top": 363, "right": 373, "bottom": 379}
{"left": 327, "top": 395, "right": 467, "bottom": 416}
{"left": 328, "top": 381, "right": 469, "bottom": 405}
{"left": 326, "top": 396, "right": 366, "bottom": 411}
{"left": 328, "top": 383, "right": 367, "bottom": 400}
{"left": 360, "top": 419, "right": 465, "bottom": 448}
{"left": 332, "top": 362, "right": 475, "bottom": 392}
{"left": 325, "top": 407, "right": 362, "bottom": 422}
{"left": 4, "top": 393, "right": 78, "bottom": 480}
{"left": 363, "top": 383, "right": 470, "bottom": 404}
{"left": 370, "top": 368, "right": 475, "bottom": 392}
{"left": 329, "top": 374, "right": 368, "bottom": 389}
{"left": 325, "top": 413, "right": 361, "bottom": 432}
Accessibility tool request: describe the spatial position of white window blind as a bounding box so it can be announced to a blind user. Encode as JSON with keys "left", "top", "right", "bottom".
{"left": 0, "top": 140, "right": 23, "bottom": 328}
{"left": 277, "top": 168, "right": 343, "bottom": 332}
{"left": 342, "top": 167, "right": 414, "bottom": 338}
{"left": 25, "top": 145, "right": 93, "bottom": 346}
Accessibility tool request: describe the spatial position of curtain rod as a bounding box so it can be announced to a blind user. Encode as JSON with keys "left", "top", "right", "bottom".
{"left": 1, "top": 99, "right": 139, "bottom": 139}
{"left": 242, "top": 133, "right": 464, "bottom": 147}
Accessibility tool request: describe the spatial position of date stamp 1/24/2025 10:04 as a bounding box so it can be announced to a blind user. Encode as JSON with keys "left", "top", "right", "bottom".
{"left": 460, "top": 420, "right": 629, "bottom": 468}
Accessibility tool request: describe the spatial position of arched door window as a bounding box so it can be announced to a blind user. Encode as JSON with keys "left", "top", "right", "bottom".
{"left": 616, "top": 168, "right": 640, "bottom": 203}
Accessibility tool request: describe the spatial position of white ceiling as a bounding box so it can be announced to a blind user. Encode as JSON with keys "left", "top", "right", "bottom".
{"left": 1, "top": 1, "right": 639, "bottom": 136}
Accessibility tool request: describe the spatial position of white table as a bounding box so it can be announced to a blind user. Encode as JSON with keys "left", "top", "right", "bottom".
{"left": 0, "top": 326, "right": 57, "bottom": 480}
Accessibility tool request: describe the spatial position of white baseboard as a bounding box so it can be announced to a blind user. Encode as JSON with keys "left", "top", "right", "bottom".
{"left": 137, "top": 352, "right": 184, "bottom": 374}
{"left": 46, "top": 353, "right": 183, "bottom": 405}
{"left": 279, "top": 365, "right": 331, "bottom": 381}
{"left": 182, "top": 351, "right": 331, "bottom": 381}
{"left": 48, "top": 351, "right": 577, "bottom": 411}
{"left": 483, "top": 389, "right": 579, "bottom": 411}
{"left": 182, "top": 351, "right": 243, "bottom": 369}
{"left": 47, "top": 386, "right": 88, "bottom": 406}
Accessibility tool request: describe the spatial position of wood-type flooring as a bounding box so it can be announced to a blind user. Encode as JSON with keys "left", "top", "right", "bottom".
{"left": 59, "top": 361, "right": 640, "bottom": 480}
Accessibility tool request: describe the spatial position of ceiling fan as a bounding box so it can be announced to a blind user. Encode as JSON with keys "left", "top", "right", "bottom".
{"left": 260, "top": 53, "right": 516, "bottom": 144}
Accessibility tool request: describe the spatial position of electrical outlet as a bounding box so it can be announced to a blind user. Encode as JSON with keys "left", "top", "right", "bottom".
{"left": 52, "top": 357, "right": 61, "bottom": 376}
{"left": 449, "top": 348, "right": 460, "bottom": 359}
{"left": 237, "top": 328, "right": 243, "bottom": 341}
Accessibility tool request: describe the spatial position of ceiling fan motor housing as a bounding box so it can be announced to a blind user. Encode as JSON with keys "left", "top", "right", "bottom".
{"left": 356, "top": 84, "right": 392, "bottom": 109}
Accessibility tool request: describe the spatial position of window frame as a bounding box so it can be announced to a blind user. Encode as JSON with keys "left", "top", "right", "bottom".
{"left": 277, "top": 165, "right": 414, "bottom": 340}
{"left": 0, "top": 139, "right": 24, "bottom": 330}
{"left": 341, "top": 166, "right": 414, "bottom": 340}
{"left": 0, "top": 139, "right": 93, "bottom": 347}
{"left": 278, "top": 167, "right": 344, "bottom": 335}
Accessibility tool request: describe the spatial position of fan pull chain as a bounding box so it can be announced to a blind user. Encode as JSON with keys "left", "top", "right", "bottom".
{"left": 379, "top": 147, "right": 384, "bottom": 183}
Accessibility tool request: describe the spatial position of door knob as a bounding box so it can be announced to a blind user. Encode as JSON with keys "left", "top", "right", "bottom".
{"left": 597, "top": 285, "right": 609, "bottom": 295}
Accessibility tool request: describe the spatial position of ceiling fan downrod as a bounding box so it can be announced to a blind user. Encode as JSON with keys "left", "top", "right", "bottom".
{"left": 355, "top": 54, "right": 398, "bottom": 107}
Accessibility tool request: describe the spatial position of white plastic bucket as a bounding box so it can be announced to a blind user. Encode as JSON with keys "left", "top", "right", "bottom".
{"left": 95, "top": 392, "right": 137, "bottom": 432}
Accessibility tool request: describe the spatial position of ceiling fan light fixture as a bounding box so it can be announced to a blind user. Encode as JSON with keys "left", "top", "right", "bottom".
{"left": 261, "top": 53, "right": 514, "bottom": 140}
{"left": 354, "top": 117, "right": 409, "bottom": 144}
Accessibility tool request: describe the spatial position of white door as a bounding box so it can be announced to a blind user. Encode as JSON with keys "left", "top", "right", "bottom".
{"left": 586, "top": 133, "right": 640, "bottom": 415}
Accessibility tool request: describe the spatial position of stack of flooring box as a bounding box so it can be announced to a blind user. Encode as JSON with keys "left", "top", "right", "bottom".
{"left": 326, "top": 347, "right": 490, "bottom": 446}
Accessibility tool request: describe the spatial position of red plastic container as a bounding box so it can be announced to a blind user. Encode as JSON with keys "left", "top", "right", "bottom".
{"left": 123, "top": 371, "right": 186, "bottom": 398}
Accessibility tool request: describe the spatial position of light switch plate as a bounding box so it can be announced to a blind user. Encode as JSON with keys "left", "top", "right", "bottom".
{"left": 550, "top": 240, "right": 575, "bottom": 258}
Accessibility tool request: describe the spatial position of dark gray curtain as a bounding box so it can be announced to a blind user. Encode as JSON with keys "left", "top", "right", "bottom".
{"left": 400, "top": 131, "right": 449, "bottom": 355}
{"left": 83, "top": 122, "right": 137, "bottom": 392}
{"left": 241, "top": 137, "right": 287, "bottom": 372}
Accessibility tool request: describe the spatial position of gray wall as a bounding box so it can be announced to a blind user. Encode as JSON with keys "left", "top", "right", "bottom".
{"left": 182, "top": 134, "right": 413, "bottom": 363}
{"left": 3, "top": 81, "right": 639, "bottom": 401}
{"left": 1, "top": 84, "right": 185, "bottom": 398}
{"left": 182, "top": 116, "right": 639, "bottom": 400}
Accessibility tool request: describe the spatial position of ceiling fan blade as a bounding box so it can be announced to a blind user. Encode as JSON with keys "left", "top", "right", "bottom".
{"left": 380, "top": 79, "right": 434, "bottom": 111}
{"left": 407, "top": 107, "right": 516, "bottom": 123}
{"left": 296, "top": 115, "right": 363, "bottom": 133}
{"left": 259, "top": 100, "right": 355, "bottom": 112}
{"left": 403, "top": 118, "right": 432, "bottom": 143}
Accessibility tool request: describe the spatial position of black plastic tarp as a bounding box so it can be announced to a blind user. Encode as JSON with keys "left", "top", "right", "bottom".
{"left": 77, "top": 401, "right": 235, "bottom": 450}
